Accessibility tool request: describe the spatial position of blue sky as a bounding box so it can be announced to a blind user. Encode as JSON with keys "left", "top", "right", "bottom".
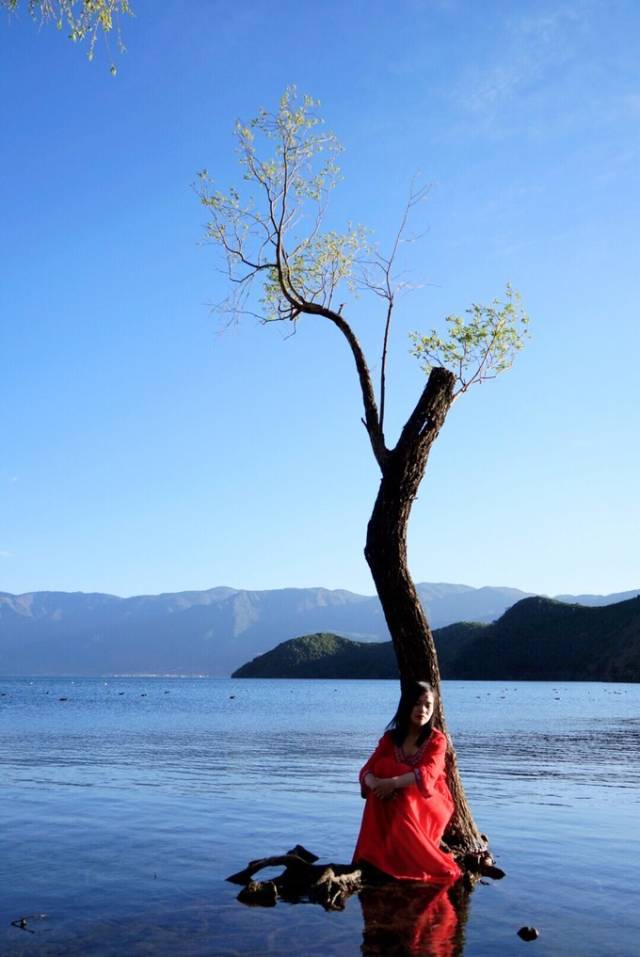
{"left": 1, "top": 0, "right": 638, "bottom": 598}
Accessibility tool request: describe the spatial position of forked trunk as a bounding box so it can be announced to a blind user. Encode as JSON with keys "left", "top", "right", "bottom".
{"left": 364, "top": 367, "right": 484, "bottom": 855}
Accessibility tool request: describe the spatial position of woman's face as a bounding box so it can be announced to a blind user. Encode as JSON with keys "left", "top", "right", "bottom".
{"left": 409, "top": 690, "right": 435, "bottom": 728}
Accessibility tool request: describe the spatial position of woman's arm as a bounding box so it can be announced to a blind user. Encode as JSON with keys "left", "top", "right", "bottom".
{"left": 366, "top": 770, "right": 416, "bottom": 799}
{"left": 413, "top": 731, "right": 447, "bottom": 797}
{"left": 368, "top": 732, "right": 448, "bottom": 799}
{"left": 358, "top": 735, "right": 390, "bottom": 797}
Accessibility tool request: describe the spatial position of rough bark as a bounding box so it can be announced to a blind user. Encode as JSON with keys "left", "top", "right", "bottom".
{"left": 364, "top": 366, "right": 484, "bottom": 854}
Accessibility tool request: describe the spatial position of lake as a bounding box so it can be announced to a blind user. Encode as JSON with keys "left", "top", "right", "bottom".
{"left": 1, "top": 678, "right": 639, "bottom": 956}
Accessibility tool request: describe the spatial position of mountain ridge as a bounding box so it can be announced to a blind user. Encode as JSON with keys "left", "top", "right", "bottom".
{"left": 1, "top": 583, "right": 637, "bottom": 676}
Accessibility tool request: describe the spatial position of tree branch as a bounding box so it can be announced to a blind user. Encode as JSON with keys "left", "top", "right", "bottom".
{"left": 394, "top": 366, "right": 455, "bottom": 465}
{"left": 379, "top": 299, "right": 393, "bottom": 435}
{"left": 297, "top": 301, "right": 388, "bottom": 469}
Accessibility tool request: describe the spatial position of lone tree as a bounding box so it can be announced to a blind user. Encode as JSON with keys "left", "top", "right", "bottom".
{"left": 199, "top": 89, "right": 528, "bottom": 856}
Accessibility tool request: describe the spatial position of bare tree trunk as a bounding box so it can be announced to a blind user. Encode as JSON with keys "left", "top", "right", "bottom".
{"left": 364, "top": 367, "right": 484, "bottom": 855}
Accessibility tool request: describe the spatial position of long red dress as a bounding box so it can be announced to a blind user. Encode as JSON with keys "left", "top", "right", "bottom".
{"left": 353, "top": 728, "right": 461, "bottom": 884}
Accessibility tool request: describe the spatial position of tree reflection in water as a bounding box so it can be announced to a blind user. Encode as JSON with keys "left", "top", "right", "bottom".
{"left": 359, "top": 881, "right": 470, "bottom": 957}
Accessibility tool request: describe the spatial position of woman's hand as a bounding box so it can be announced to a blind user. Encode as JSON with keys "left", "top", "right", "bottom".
{"left": 371, "top": 776, "right": 397, "bottom": 800}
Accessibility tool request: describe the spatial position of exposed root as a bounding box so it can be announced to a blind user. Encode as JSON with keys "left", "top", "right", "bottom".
{"left": 227, "top": 842, "right": 505, "bottom": 912}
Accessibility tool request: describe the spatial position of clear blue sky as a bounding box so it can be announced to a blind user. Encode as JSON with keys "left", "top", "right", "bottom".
{"left": 1, "top": 0, "right": 638, "bottom": 598}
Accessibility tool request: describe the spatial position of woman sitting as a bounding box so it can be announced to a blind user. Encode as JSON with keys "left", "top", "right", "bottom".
{"left": 353, "top": 680, "right": 461, "bottom": 884}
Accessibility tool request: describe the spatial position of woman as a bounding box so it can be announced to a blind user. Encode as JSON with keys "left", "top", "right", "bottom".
{"left": 353, "top": 681, "right": 461, "bottom": 884}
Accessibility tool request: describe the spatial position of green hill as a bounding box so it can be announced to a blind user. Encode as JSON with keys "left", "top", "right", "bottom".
{"left": 455, "top": 594, "right": 640, "bottom": 681}
{"left": 232, "top": 633, "right": 398, "bottom": 678}
{"left": 232, "top": 622, "right": 487, "bottom": 678}
{"left": 232, "top": 596, "right": 640, "bottom": 680}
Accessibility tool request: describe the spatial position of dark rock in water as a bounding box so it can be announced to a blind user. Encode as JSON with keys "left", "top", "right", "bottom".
{"left": 237, "top": 880, "right": 277, "bottom": 907}
{"left": 517, "top": 926, "right": 539, "bottom": 941}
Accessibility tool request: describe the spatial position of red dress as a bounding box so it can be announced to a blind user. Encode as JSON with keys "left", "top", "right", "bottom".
{"left": 353, "top": 728, "right": 461, "bottom": 884}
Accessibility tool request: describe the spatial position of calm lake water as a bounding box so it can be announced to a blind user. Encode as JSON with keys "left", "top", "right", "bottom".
{"left": 1, "top": 678, "right": 639, "bottom": 956}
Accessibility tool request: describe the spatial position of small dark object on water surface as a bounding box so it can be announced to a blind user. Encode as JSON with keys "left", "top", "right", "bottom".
{"left": 11, "top": 914, "right": 47, "bottom": 934}
{"left": 230, "top": 694, "right": 235, "bottom": 699}
{"left": 517, "top": 926, "right": 539, "bottom": 941}
{"left": 58, "top": 697, "right": 68, "bottom": 702}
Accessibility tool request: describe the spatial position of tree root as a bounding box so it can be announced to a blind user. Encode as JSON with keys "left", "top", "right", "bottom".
{"left": 227, "top": 845, "right": 364, "bottom": 912}
{"left": 227, "top": 842, "right": 505, "bottom": 912}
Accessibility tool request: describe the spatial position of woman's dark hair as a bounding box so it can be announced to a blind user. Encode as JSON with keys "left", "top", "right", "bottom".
{"left": 386, "top": 681, "right": 436, "bottom": 747}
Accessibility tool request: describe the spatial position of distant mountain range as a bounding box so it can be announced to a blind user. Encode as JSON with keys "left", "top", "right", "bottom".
{"left": 233, "top": 595, "right": 640, "bottom": 682}
{"left": 0, "top": 583, "right": 638, "bottom": 677}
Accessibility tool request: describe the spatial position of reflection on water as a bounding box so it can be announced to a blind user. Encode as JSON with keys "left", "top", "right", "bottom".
{"left": 1, "top": 678, "right": 640, "bottom": 956}
{"left": 360, "top": 883, "right": 468, "bottom": 957}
